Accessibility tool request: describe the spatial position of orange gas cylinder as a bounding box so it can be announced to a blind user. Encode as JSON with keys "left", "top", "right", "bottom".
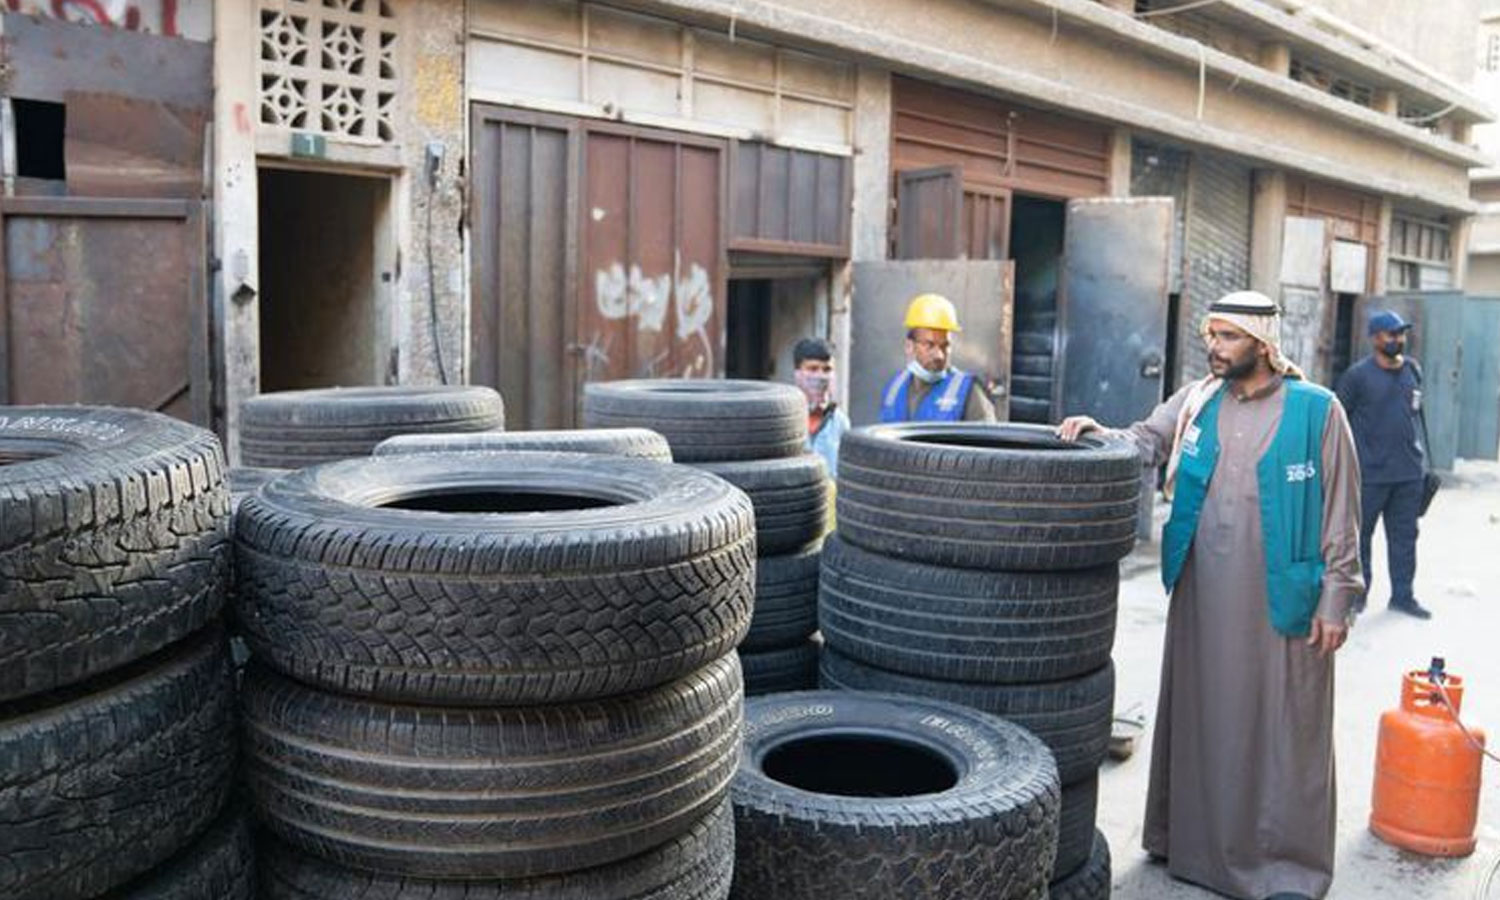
{"left": 1370, "top": 658, "right": 1486, "bottom": 857}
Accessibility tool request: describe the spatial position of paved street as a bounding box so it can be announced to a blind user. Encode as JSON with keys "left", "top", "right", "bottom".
{"left": 1104, "top": 460, "right": 1500, "bottom": 900}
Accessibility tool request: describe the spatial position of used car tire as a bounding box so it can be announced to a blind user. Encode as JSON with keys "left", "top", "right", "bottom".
{"left": 234, "top": 451, "right": 754, "bottom": 705}
{"left": 820, "top": 650, "right": 1114, "bottom": 785}
{"left": 819, "top": 535, "right": 1117, "bottom": 684}
{"left": 582, "top": 380, "right": 806, "bottom": 462}
{"left": 1054, "top": 776, "right": 1099, "bottom": 881}
{"left": 1048, "top": 830, "right": 1110, "bottom": 900}
{"left": 0, "top": 406, "right": 231, "bottom": 702}
{"left": 0, "top": 630, "right": 237, "bottom": 900}
{"left": 836, "top": 422, "right": 1140, "bottom": 571}
{"left": 740, "top": 640, "right": 819, "bottom": 696}
{"left": 109, "top": 806, "right": 253, "bottom": 900}
{"left": 258, "top": 797, "right": 734, "bottom": 900}
{"left": 742, "top": 543, "right": 821, "bottom": 652}
{"left": 243, "top": 656, "right": 743, "bottom": 880}
{"left": 696, "top": 455, "right": 828, "bottom": 556}
{"left": 240, "top": 386, "right": 504, "bottom": 468}
{"left": 374, "top": 427, "right": 672, "bottom": 462}
{"left": 731, "top": 690, "right": 1059, "bottom": 899}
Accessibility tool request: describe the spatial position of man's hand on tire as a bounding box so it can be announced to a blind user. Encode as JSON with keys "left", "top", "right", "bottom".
{"left": 1057, "top": 416, "right": 1101, "bottom": 442}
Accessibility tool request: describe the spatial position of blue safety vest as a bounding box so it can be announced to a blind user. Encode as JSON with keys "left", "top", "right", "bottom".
{"left": 879, "top": 370, "right": 974, "bottom": 422}
{"left": 1161, "top": 379, "right": 1333, "bottom": 637}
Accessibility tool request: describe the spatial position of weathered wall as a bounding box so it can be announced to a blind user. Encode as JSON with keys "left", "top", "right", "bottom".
{"left": 626, "top": 0, "right": 1477, "bottom": 212}
{"left": 1310, "top": 0, "right": 1481, "bottom": 85}
{"left": 3, "top": 0, "right": 211, "bottom": 39}
{"left": 1466, "top": 253, "right": 1500, "bottom": 292}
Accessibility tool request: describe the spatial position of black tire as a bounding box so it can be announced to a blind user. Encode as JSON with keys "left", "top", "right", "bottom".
{"left": 740, "top": 641, "right": 819, "bottom": 696}
{"left": 242, "top": 656, "right": 743, "bottom": 880}
{"left": 258, "top": 797, "right": 734, "bottom": 900}
{"left": 228, "top": 466, "right": 286, "bottom": 513}
{"left": 1012, "top": 375, "right": 1053, "bottom": 398}
{"left": 695, "top": 456, "right": 828, "bottom": 556}
{"left": 820, "top": 650, "right": 1114, "bottom": 785}
{"left": 1049, "top": 831, "right": 1110, "bottom": 900}
{"left": 582, "top": 380, "right": 806, "bottom": 462}
{"left": 819, "top": 535, "right": 1117, "bottom": 684}
{"left": 240, "top": 386, "right": 504, "bottom": 468}
{"left": 0, "top": 406, "right": 231, "bottom": 702}
{"left": 0, "top": 630, "right": 237, "bottom": 900}
{"left": 234, "top": 452, "right": 754, "bottom": 705}
{"left": 1008, "top": 396, "right": 1053, "bottom": 422}
{"left": 1054, "top": 776, "right": 1099, "bottom": 882}
{"left": 742, "top": 544, "right": 821, "bottom": 652}
{"left": 108, "top": 806, "right": 253, "bottom": 900}
{"left": 836, "top": 422, "right": 1140, "bottom": 571}
{"left": 374, "top": 427, "right": 673, "bottom": 462}
{"left": 1013, "top": 354, "right": 1054, "bottom": 377}
{"left": 731, "top": 690, "right": 1059, "bottom": 899}
{"left": 1014, "top": 333, "right": 1056, "bottom": 356}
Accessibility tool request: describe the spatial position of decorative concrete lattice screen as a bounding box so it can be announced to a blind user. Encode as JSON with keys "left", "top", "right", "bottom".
{"left": 259, "top": 0, "right": 398, "bottom": 141}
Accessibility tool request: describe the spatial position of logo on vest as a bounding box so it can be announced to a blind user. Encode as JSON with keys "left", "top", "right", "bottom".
{"left": 1285, "top": 461, "right": 1317, "bottom": 483}
{"left": 1181, "top": 424, "right": 1201, "bottom": 458}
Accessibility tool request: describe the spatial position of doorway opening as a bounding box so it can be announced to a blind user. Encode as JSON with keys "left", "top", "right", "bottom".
{"left": 12, "top": 98, "right": 66, "bottom": 182}
{"left": 727, "top": 261, "right": 828, "bottom": 382}
{"left": 258, "top": 167, "right": 392, "bottom": 392}
{"left": 1164, "top": 292, "right": 1182, "bottom": 394}
{"left": 1008, "top": 195, "right": 1067, "bottom": 423}
{"left": 1331, "top": 292, "right": 1359, "bottom": 384}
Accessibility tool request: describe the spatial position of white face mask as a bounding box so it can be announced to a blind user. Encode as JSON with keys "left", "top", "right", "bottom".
{"left": 907, "top": 359, "right": 944, "bottom": 384}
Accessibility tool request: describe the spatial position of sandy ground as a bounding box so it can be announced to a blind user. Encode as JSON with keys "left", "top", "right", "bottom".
{"left": 1103, "top": 460, "right": 1500, "bottom": 900}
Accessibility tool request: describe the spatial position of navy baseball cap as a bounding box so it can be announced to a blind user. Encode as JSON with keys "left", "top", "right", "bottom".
{"left": 1368, "top": 310, "right": 1412, "bottom": 336}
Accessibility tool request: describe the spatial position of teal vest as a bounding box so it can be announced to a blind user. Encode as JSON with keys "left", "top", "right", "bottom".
{"left": 1161, "top": 379, "right": 1333, "bottom": 637}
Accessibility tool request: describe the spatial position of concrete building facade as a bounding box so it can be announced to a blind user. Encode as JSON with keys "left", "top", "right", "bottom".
{"left": 0, "top": 0, "right": 1487, "bottom": 454}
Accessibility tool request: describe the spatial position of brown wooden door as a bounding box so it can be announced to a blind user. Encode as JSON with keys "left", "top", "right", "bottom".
{"left": 895, "top": 166, "right": 963, "bottom": 260}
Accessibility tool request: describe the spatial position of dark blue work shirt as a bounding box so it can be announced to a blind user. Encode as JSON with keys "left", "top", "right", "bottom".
{"left": 1334, "top": 356, "right": 1425, "bottom": 484}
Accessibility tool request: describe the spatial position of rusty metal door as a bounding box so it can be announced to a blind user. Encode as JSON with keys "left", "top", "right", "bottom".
{"left": 0, "top": 14, "right": 212, "bottom": 424}
{"left": 580, "top": 125, "right": 726, "bottom": 391}
{"left": 1057, "top": 198, "right": 1173, "bottom": 425}
{"left": 469, "top": 106, "right": 579, "bottom": 429}
{"left": 895, "top": 166, "right": 963, "bottom": 260}
{"left": 849, "top": 260, "right": 1013, "bottom": 426}
{"left": 1, "top": 197, "right": 209, "bottom": 422}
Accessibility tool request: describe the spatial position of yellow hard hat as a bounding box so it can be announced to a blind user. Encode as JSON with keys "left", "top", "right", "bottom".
{"left": 904, "top": 293, "right": 962, "bottom": 332}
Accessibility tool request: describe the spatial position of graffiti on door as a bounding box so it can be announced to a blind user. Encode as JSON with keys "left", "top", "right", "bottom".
{"left": 592, "top": 254, "right": 716, "bottom": 379}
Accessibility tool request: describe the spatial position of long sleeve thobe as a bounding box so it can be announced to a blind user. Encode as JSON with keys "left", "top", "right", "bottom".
{"left": 1119, "top": 376, "right": 1363, "bottom": 900}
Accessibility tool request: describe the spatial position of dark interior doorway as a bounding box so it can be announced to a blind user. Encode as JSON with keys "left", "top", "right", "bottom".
{"left": 727, "top": 270, "right": 826, "bottom": 381}
{"left": 1164, "top": 292, "right": 1182, "bottom": 394}
{"left": 727, "top": 279, "right": 774, "bottom": 380}
{"left": 1008, "top": 195, "right": 1067, "bottom": 423}
{"left": 258, "top": 168, "right": 390, "bottom": 392}
{"left": 1331, "top": 292, "right": 1359, "bottom": 385}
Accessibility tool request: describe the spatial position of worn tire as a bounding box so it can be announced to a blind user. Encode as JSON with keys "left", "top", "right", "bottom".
{"left": 1049, "top": 831, "right": 1110, "bottom": 900}
{"left": 258, "top": 797, "right": 734, "bottom": 900}
{"left": 375, "top": 427, "right": 673, "bottom": 462}
{"left": 1054, "top": 776, "right": 1099, "bottom": 881}
{"left": 228, "top": 466, "right": 286, "bottom": 514}
{"left": 696, "top": 455, "right": 828, "bottom": 555}
{"left": 240, "top": 386, "right": 504, "bottom": 468}
{"left": 243, "top": 656, "right": 742, "bottom": 879}
{"left": 819, "top": 535, "right": 1117, "bottom": 684}
{"left": 836, "top": 422, "right": 1140, "bottom": 570}
{"left": 731, "top": 690, "right": 1058, "bottom": 899}
{"left": 1009, "top": 396, "right": 1053, "bottom": 423}
{"left": 583, "top": 380, "right": 806, "bottom": 462}
{"left": 0, "top": 630, "right": 237, "bottom": 900}
{"left": 742, "top": 544, "right": 821, "bottom": 652}
{"left": 0, "top": 406, "right": 231, "bottom": 702}
{"left": 740, "top": 641, "right": 819, "bottom": 696}
{"left": 108, "top": 806, "right": 253, "bottom": 900}
{"left": 820, "top": 651, "right": 1114, "bottom": 785}
{"left": 234, "top": 451, "right": 754, "bottom": 705}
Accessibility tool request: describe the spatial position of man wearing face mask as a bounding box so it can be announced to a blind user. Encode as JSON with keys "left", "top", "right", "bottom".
{"left": 878, "top": 293, "right": 996, "bottom": 423}
{"left": 792, "top": 337, "right": 850, "bottom": 478}
{"left": 1334, "top": 310, "right": 1431, "bottom": 619}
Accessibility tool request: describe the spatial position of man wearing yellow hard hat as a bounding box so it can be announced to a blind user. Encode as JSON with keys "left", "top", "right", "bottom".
{"left": 878, "top": 293, "right": 997, "bottom": 422}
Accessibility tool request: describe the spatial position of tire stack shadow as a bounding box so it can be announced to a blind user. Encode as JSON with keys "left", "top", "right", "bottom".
{"left": 819, "top": 421, "right": 1142, "bottom": 900}
{"left": 0, "top": 406, "right": 249, "bottom": 899}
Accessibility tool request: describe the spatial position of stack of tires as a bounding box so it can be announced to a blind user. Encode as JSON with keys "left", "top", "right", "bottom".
{"left": 0, "top": 407, "right": 247, "bottom": 899}
{"left": 583, "top": 380, "right": 828, "bottom": 696}
{"left": 821, "top": 421, "right": 1139, "bottom": 900}
{"left": 233, "top": 450, "right": 755, "bottom": 898}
